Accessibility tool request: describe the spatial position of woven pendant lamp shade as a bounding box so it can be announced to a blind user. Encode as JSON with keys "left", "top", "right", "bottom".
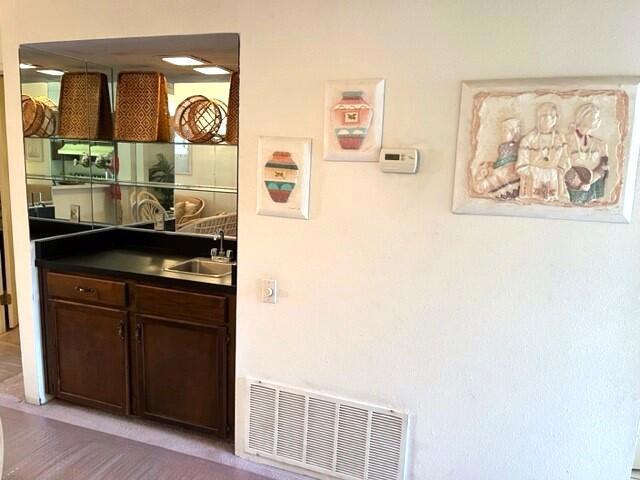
{"left": 58, "top": 72, "right": 113, "bottom": 140}
{"left": 114, "top": 71, "right": 170, "bottom": 142}
{"left": 226, "top": 72, "right": 239, "bottom": 145}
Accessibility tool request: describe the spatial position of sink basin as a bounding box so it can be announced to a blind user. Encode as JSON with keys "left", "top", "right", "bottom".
{"left": 164, "top": 258, "right": 232, "bottom": 278}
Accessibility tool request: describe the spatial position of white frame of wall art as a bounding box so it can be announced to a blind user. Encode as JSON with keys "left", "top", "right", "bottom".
{"left": 323, "top": 79, "right": 385, "bottom": 162}
{"left": 173, "top": 143, "right": 192, "bottom": 175}
{"left": 452, "top": 77, "right": 640, "bottom": 223}
{"left": 257, "top": 136, "right": 312, "bottom": 219}
{"left": 25, "top": 138, "right": 43, "bottom": 162}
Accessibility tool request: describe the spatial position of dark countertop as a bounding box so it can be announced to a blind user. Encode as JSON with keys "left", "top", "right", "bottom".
{"left": 35, "top": 227, "right": 237, "bottom": 294}
{"left": 29, "top": 217, "right": 97, "bottom": 240}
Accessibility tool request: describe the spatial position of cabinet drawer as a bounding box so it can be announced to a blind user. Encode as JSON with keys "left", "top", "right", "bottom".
{"left": 135, "top": 285, "right": 226, "bottom": 325}
{"left": 47, "top": 272, "right": 127, "bottom": 307}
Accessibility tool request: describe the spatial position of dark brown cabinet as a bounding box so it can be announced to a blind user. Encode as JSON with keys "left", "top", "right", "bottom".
{"left": 49, "top": 300, "right": 128, "bottom": 414}
{"left": 40, "top": 269, "right": 235, "bottom": 440}
{"left": 135, "top": 315, "right": 227, "bottom": 435}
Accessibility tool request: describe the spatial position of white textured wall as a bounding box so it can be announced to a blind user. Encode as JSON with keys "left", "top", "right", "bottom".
{"left": 2, "top": 1, "right": 640, "bottom": 478}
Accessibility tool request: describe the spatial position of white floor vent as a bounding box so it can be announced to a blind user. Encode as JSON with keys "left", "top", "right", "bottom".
{"left": 246, "top": 379, "right": 408, "bottom": 480}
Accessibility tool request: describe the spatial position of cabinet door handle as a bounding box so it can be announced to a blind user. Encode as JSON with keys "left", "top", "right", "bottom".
{"left": 118, "top": 319, "right": 125, "bottom": 339}
{"left": 75, "top": 286, "right": 94, "bottom": 294}
{"left": 135, "top": 323, "right": 143, "bottom": 342}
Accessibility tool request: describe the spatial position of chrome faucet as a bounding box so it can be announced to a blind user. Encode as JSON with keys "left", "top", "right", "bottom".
{"left": 211, "top": 228, "right": 232, "bottom": 262}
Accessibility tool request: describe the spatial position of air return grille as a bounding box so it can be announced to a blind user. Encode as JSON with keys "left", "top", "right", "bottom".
{"left": 246, "top": 380, "right": 408, "bottom": 480}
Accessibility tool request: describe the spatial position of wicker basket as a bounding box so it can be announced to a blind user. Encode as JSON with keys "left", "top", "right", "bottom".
{"left": 114, "top": 71, "right": 170, "bottom": 142}
{"left": 58, "top": 72, "right": 113, "bottom": 139}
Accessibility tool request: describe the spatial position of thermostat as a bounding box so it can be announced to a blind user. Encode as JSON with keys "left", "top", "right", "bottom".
{"left": 379, "top": 148, "right": 419, "bottom": 174}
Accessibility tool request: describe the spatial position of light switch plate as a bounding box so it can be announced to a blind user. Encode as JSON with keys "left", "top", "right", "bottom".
{"left": 70, "top": 204, "right": 80, "bottom": 223}
{"left": 262, "top": 279, "right": 277, "bottom": 304}
{"left": 153, "top": 212, "right": 165, "bottom": 231}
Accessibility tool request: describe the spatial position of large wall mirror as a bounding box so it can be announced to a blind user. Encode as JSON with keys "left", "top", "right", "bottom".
{"left": 20, "top": 33, "right": 239, "bottom": 236}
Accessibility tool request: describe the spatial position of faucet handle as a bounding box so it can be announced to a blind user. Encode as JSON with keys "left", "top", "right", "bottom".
{"left": 210, "top": 247, "right": 218, "bottom": 258}
{"left": 226, "top": 250, "right": 233, "bottom": 260}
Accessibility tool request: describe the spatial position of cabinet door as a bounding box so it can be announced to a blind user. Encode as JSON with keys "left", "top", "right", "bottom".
{"left": 50, "top": 300, "right": 128, "bottom": 414}
{"left": 135, "top": 315, "right": 227, "bottom": 436}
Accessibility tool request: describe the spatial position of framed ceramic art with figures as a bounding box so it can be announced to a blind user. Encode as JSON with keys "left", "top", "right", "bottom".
{"left": 257, "top": 136, "right": 311, "bottom": 219}
{"left": 452, "top": 77, "right": 640, "bottom": 223}
{"left": 323, "top": 79, "right": 385, "bottom": 162}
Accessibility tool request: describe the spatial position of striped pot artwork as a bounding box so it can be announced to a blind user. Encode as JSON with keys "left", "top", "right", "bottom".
{"left": 323, "top": 79, "right": 385, "bottom": 162}
{"left": 333, "top": 91, "right": 373, "bottom": 150}
{"left": 264, "top": 151, "right": 299, "bottom": 203}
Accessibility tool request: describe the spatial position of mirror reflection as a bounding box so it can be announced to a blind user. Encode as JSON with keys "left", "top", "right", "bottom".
{"left": 20, "top": 33, "right": 239, "bottom": 236}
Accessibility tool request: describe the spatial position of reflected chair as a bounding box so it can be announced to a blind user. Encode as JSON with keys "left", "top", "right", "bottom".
{"left": 130, "top": 190, "right": 161, "bottom": 222}
{"left": 175, "top": 196, "right": 205, "bottom": 228}
{"left": 136, "top": 198, "right": 167, "bottom": 223}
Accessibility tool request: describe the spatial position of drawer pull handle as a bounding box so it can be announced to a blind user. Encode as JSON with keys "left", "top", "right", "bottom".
{"left": 75, "top": 286, "right": 94, "bottom": 294}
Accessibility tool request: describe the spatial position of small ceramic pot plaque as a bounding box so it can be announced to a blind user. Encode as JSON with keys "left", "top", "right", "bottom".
{"left": 264, "top": 151, "right": 299, "bottom": 203}
{"left": 333, "top": 91, "right": 373, "bottom": 150}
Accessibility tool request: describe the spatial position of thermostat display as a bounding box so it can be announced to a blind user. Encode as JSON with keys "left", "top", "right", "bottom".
{"left": 379, "top": 148, "right": 419, "bottom": 174}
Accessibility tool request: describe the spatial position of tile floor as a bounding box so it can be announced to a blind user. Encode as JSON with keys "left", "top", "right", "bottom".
{"left": 1, "top": 405, "right": 269, "bottom": 479}
{"left": 0, "top": 328, "right": 23, "bottom": 402}
{"left": 0, "top": 327, "right": 307, "bottom": 480}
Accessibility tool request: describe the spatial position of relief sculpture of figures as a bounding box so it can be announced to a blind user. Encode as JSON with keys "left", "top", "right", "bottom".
{"left": 564, "top": 103, "right": 609, "bottom": 204}
{"left": 516, "top": 103, "right": 570, "bottom": 202}
{"left": 472, "top": 118, "right": 521, "bottom": 199}
{"left": 453, "top": 78, "right": 640, "bottom": 223}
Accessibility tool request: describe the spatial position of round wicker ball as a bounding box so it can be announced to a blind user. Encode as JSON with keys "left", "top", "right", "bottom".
{"left": 174, "top": 96, "right": 228, "bottom": 144}
{"left": 34, "top": 96, "right": 58, "bottom": 137}
{"left": 22, "top": 95, "right": 44, "bottom": 136}
{"left": 22, "top": 95, "right": 58, "bottom": 137}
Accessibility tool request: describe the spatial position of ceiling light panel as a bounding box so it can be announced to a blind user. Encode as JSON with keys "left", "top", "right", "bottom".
{"left": 161, "top": 56, "right": 206, "bottom": 66}
{"left": 37, "top": 69, "right": 65, "bottom": 76}
{"left": 193, "top": 66, "right": 231, "bottom": 75}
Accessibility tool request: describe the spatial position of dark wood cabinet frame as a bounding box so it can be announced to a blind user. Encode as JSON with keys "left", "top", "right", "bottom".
{"left": 38, "top": 267, "right": 235, "bottom": 441}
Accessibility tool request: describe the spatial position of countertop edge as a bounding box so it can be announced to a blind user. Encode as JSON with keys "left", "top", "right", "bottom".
{"left": 36, "top": 258, "right": 237, "bottom": 294}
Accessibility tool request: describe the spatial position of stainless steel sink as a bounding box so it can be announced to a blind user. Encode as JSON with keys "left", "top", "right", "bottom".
{"left": 164, "top": 258, "right": 232, "bottom": 278}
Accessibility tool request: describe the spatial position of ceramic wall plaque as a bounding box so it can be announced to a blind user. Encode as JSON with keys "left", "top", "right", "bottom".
{"left": 452, "top": 77, "right": 640, "bottom": 223}
{"left": 257, "top": 136, "right": 311, "bottom": 219}
{"left": 323, "top": 79, "right": 385, "bottom": 162}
